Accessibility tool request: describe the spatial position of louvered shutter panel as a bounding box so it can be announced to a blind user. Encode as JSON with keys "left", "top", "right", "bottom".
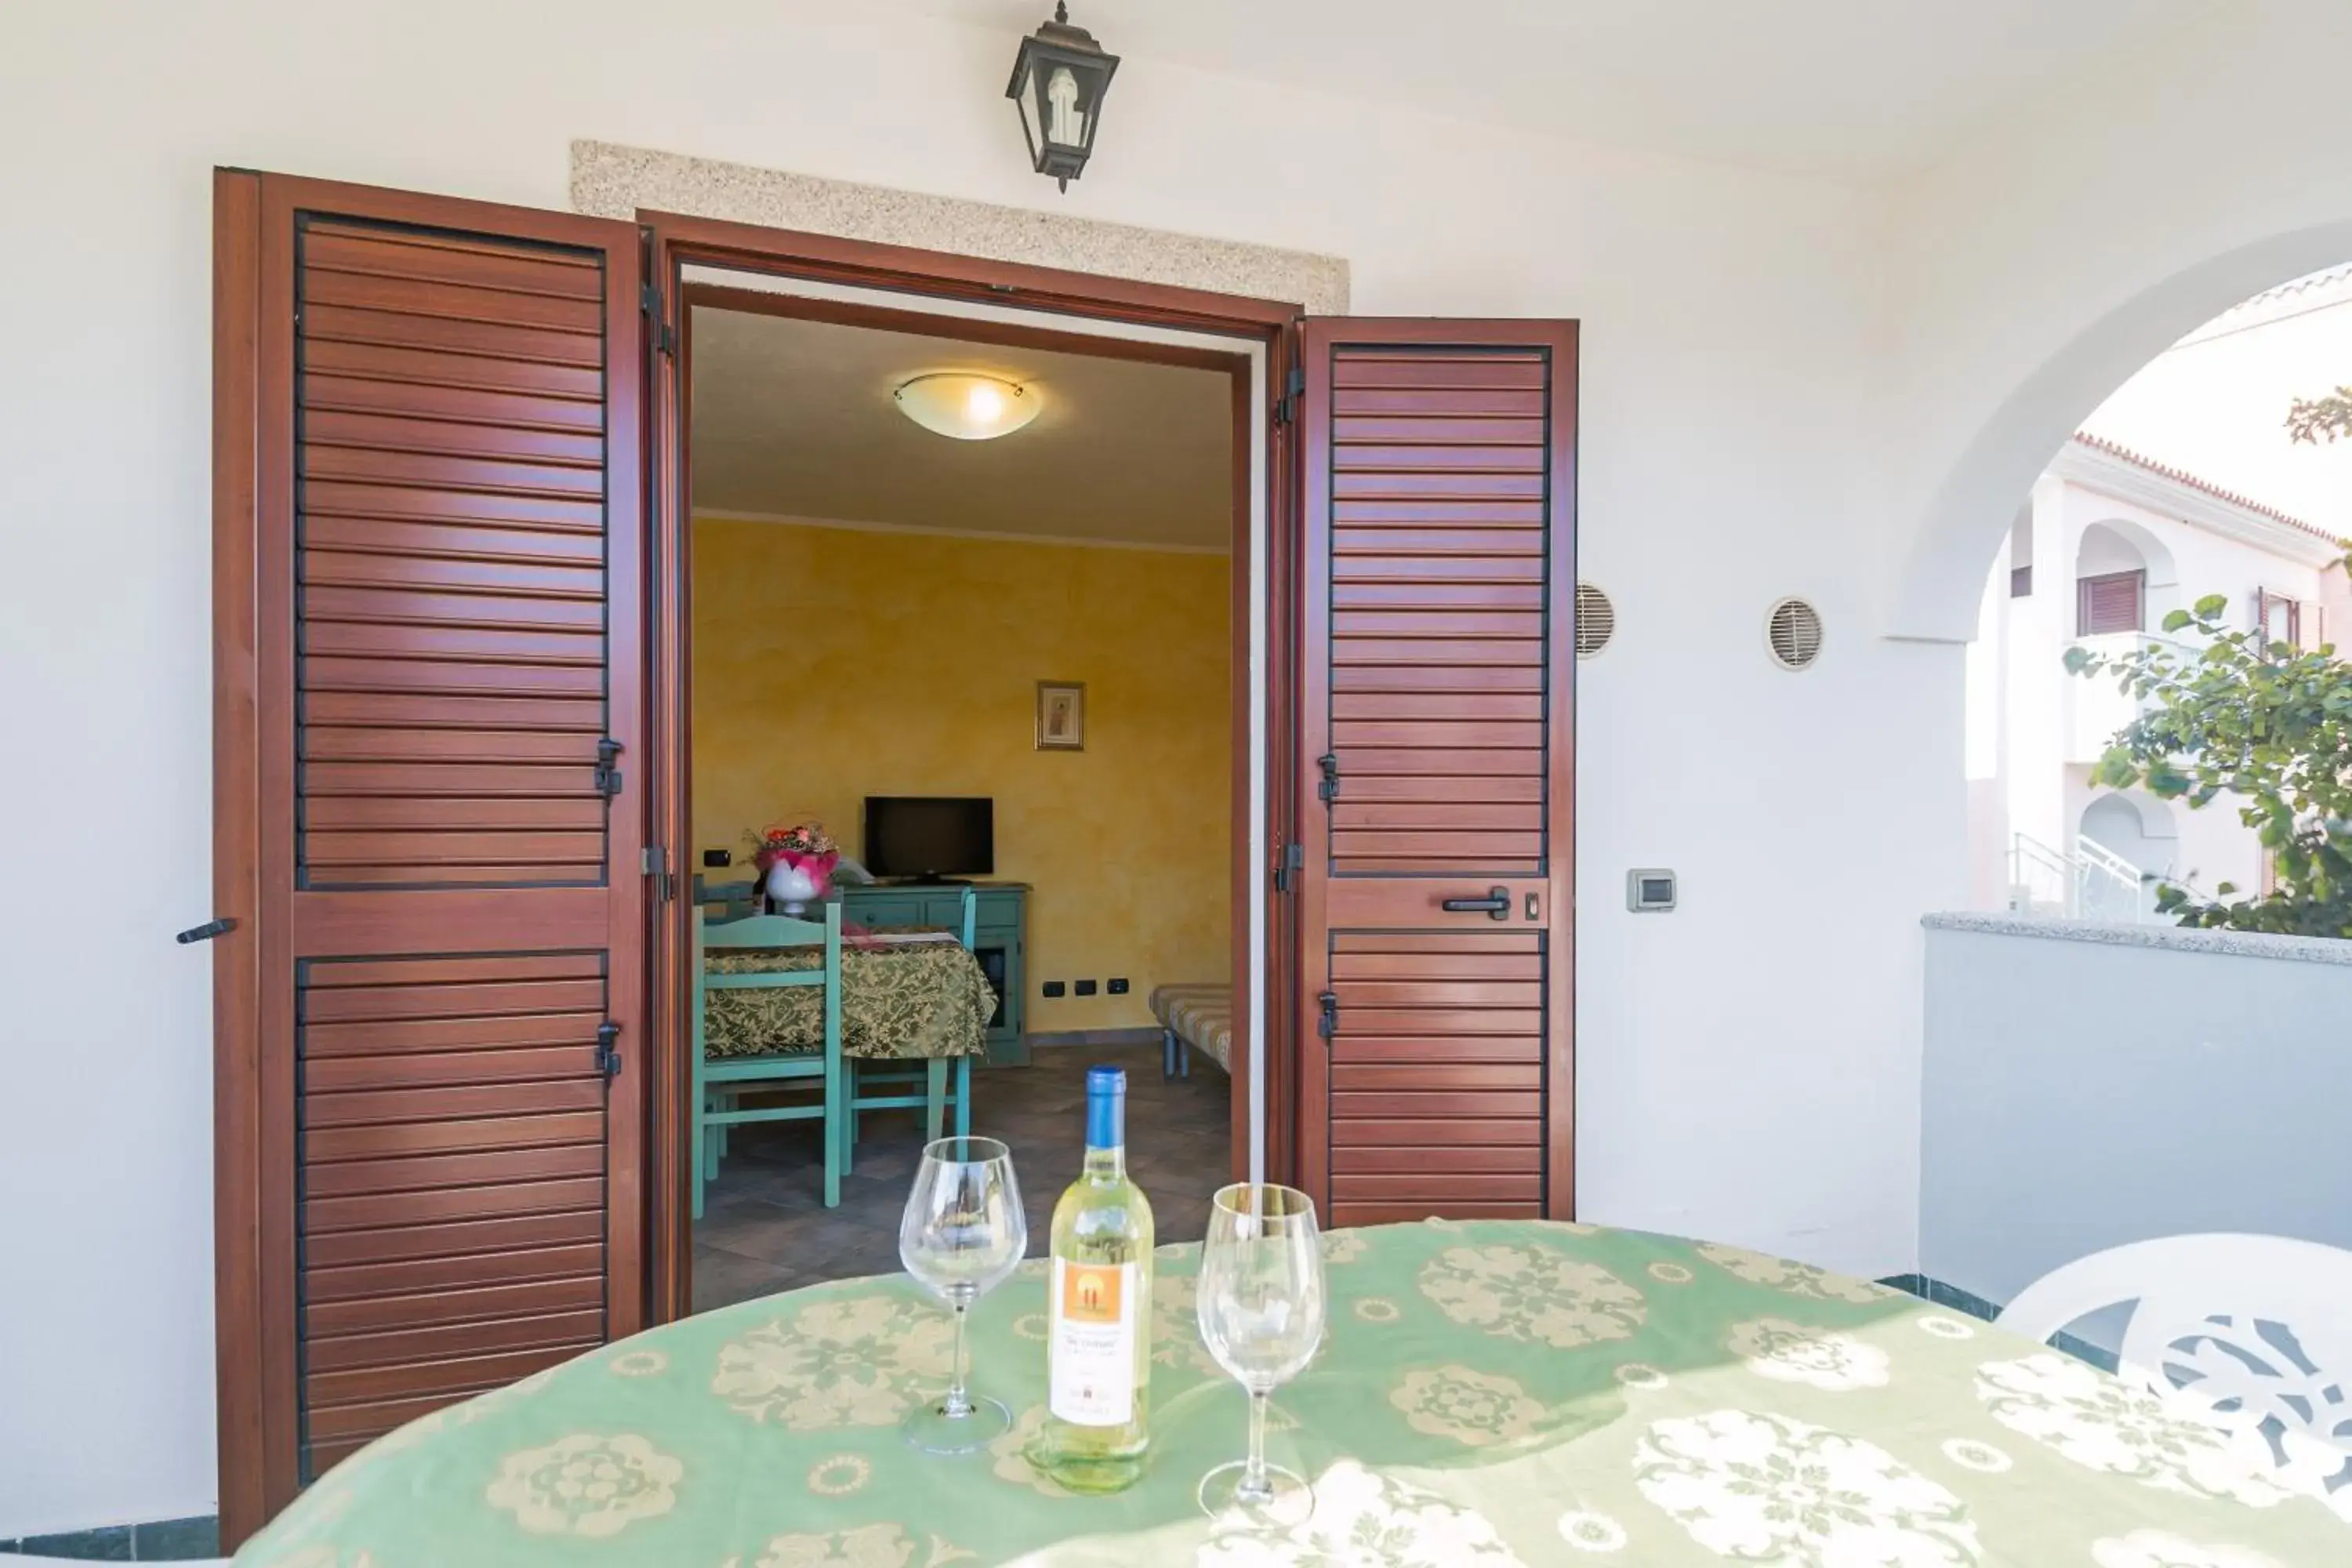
{"left": 1294, "top": 320, "right": 1576, "bottom": 1226}
{"left": 216, "top": 175, "right": 648, "bottom": 1529}
{"left": 2077, "top": 569, "right": 2144, "bottom": 635}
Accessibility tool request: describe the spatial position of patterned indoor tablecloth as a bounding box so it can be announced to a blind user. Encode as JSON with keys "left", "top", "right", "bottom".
{"left": 704, "top": 930, "right": 993, "bottom": 1061}
{"left": 234, "top": 1220, "right": 2350, "bottom": 1566}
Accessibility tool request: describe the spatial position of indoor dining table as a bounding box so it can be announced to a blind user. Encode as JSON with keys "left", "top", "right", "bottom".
{"left": 232, "top": 1219, "right": 2348, "bottom": 1565}
{"left": 702, "top": 924, "right": 995, "bottom": 1064}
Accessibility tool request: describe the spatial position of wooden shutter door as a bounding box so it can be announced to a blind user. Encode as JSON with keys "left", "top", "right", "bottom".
{"left": 1293, "top": 319, "right": 1576, "bottom": 1226}
{"left": 213, "top": 172, "right": 647, "bottom": 1540}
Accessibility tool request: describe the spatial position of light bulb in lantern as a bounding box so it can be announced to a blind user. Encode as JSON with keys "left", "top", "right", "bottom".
{"left": 1045, "top": 66, "right": 1083, "bottom": 145}
{"left": 894, "top": 373, "right": 1041, "bottom": 441}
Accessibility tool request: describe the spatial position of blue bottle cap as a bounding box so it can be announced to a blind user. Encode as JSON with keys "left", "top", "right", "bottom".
{"left": 1085, "top": 1065, "right": 1127, "bottom": 1149}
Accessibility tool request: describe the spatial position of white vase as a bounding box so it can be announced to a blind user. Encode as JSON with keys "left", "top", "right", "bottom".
{"left": 764, "top": 861, "right": 822, "bottom": 913}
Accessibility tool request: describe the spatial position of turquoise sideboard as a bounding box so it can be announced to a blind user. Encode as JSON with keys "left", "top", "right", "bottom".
{"left": 692, "top": 880, "right": 1028, "bottom": 1066}
{"left": 841, "top": 882, "right": 1029, "bottom": 1067}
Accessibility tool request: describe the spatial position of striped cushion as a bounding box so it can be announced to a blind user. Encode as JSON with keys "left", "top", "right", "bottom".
{"left": 1149, "top": 982, "right": 1233, "bottom": 1073}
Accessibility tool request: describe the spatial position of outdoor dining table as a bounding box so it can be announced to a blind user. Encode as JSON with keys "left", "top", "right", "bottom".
{"left": 232, "top": 1218, "right": 2348, "bottom": 1565}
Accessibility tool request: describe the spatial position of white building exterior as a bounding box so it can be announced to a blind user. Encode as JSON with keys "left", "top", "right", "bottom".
{"left": 1965, "top": 434, "right": 2351, "bottom": 916}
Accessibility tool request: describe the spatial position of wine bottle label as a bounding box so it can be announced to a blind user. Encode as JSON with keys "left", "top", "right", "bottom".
{"left": 1048, "top": 1258, "right": 1138, "bottom": 1426}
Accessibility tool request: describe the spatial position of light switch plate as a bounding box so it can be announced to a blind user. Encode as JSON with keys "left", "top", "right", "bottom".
{"left": 1627, "top": 869, "right": 1677, "bottom": 912}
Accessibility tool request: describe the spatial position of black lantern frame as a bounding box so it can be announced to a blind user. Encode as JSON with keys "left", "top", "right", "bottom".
{"left": 1006, "top": 3, "right": 1119, "bottom": 191}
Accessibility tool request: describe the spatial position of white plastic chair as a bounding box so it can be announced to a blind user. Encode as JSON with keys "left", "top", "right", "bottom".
{"left": 1998, "top": 1232, "right": 2352, "bottom": 1515}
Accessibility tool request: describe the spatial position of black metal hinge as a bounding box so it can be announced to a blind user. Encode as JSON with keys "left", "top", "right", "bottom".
{"left": 1316, "top": 989, "right": 1338, "bottom": 1041}
{"left": 641, "top": 281, "right": 676, "bottom": 357}
{"left": 1316, "top": 753, "right": 1341, "bottom": 804}
{"left": 1273, "top": 840, "right": 1305, "bottom": 894}
{"left": 593, "top": 738, "right": 625, "bottom": 798}
{"left": 1275, "top": 362, "right": 1305, "bottom": 426}
{"left": 594, "top": 1021, "right": 622, "bottom": 1080}
{"left": 176, "top": 916, "right": 238, "bottom": 945}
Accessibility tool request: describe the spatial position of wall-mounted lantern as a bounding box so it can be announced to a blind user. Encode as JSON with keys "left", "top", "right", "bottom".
{"left": 1006, "top": 4, "right": 1119, "bottom": 192}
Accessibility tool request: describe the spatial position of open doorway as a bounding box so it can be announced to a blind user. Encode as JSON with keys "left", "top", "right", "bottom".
{"left": 678, "top": 292, "right": 1247, "bottom": 1311}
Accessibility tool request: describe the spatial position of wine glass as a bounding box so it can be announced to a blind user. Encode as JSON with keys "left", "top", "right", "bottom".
{"left": 899, "top": 1135, "right": 1028, "bottom": 1454}
{"left": 1195, "top": 1182, "right": 1326, "bottom": 1522}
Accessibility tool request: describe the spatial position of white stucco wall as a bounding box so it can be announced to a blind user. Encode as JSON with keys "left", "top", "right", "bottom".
{"left": 1922, "top": 915, "right": 2352, "bottom": 1310}
{"left": 1886, "top": 0, "right": 2352, "bottom": 641}
{"left": 3, "top": 0, "right": 2351, "bottom": 1538}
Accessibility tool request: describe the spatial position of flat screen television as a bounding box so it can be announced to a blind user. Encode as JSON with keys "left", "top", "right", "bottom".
{"left": 862, "top": 797, "right": 994, "bottom": 881}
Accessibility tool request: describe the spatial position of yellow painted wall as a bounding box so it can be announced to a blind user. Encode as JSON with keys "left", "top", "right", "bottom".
{"left": 693, "top": 519, "right": 1231, "bottom": 1033}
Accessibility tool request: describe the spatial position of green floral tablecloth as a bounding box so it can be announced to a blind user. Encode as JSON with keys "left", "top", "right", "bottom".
{"left": 236, "top": 1220, "right": 2349, "bottom": 1566}
{"left": 705, "top": 932, "right": 992, "bottom": 1061}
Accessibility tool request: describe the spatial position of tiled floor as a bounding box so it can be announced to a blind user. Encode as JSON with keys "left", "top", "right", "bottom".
{"left": 0, "top": 1515, "right": 218, "bottom": 1559}
{"left": 693, "top": 1043, "right": 1234, "bottom": 1312}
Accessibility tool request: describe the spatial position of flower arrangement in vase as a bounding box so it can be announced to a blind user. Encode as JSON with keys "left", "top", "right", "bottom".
{"left": 747, "top": 819, "right": 839, "bottom": 914}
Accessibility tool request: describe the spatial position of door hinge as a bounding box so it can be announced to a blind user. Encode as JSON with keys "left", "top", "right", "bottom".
{"left": 1316, "top": 753, "right": 1341, "bottom": 804}
{"left": 642, "top": 844, "right": 674, "bottom": 902}
{"left": 594, "top": 1020, "right": 622, "bottom": 1080}
{"left": 1275, "top": 362, "right": 1305, "bottom": 426}
{"left": 1316, "top": 989, "right": 1338, "bottom": 1041}
{"left": 593, "top": 738, "right": 625, "bottom": 798}
{"left": 641, "top": 281, "right": 676, "bottom": 357}
{"left": 175, "top": 916, "right": 238, "bottom": 945}
{"left": 1273, "top": 840, "right": 1305, "bottom": 894}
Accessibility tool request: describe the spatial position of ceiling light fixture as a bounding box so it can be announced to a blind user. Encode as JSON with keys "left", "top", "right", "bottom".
{"left": 1007, "top": 4, "right": 1119, "bottom": 192}
{"left": 892, "top": 373, "right": 1042, "bottom": 441}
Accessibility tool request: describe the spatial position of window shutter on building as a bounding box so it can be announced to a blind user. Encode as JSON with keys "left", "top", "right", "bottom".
{"left": 214, "top": 172, "right": 648, "bottom": 1540}
{"left": 2077, "top": 569, "right": 2144, "bottom": 636}
{"left": 1292, "top": 320, "right": 1576, "bottom": 1227}
{"left": 2256, "top": 587, "right": 2305, "bottom": 653}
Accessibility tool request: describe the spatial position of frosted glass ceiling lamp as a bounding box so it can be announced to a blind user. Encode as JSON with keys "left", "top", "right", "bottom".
{"left": 1007, "top": 4, "right": 1119, "bottom": 192}
{"left": 893, "top": 374, "right": 1042, "bottom": 441}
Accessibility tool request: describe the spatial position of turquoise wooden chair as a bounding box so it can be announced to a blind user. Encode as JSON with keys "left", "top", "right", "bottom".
{"left": 693, "top": 899, "right": 845, "bottom": 1217}
{"left": 844, "top": 886, "right": 975, "bottom": 1165}
{"left": 691, "top": 874, "right": 760, "bottom": 921}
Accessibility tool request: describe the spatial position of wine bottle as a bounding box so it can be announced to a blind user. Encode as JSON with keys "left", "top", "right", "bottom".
{"left": 1033, "top": 1065, "right": 1155, "bottom": 1492}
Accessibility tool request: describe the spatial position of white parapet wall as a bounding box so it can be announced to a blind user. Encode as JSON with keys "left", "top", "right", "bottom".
{"left": 1921, "top": 913, "right": 2352, "bottom": 1314}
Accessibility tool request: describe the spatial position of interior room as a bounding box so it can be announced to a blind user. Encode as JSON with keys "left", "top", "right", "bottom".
{"left": 683, "top": 301, "right": 1240, "bottom": 1310}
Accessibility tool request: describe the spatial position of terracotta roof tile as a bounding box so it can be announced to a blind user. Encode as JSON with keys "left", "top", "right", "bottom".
{"left": 2067, "top": 431, "right": 2350, "bottom": 548}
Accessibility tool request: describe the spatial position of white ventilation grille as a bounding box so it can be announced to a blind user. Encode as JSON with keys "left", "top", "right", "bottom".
{"left": 1574, "top": 583, "right": 1614, "bottom": 658}
{"left": 1766, "top": 597, "right": 1824, "bottom": 670}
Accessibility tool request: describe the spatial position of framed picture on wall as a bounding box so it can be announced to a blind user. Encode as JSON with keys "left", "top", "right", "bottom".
{"left": 1036, "top": 681, "right": 1086, "bottom": 751}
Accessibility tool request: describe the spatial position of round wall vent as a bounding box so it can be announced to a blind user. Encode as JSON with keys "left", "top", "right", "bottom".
{"left": 1766, "top": 597, "right": 1824, "bottom": 670}
{"left": 1574, "top": 583, "right": 1614, "bottom": 657}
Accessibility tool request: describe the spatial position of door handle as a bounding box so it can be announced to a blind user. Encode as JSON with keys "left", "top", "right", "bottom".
{"left": 1440, "top": 887, "right": 1512, "bottom": 921}
{"left": 176, "top": 917, "right": 238, "bottom": 945}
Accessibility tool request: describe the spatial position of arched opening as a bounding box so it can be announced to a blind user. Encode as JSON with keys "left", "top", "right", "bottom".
{"left": 1961, "top": 260, "right": 2352, "bottom": 921}
{"left": 1897, "top": 220, "right": 2352, "bottom": 644}
{"left": 2071, "top": 518, "right": 2177, "bottom": 637}
{"left": 2077, "top": 791, "right": 2176, "bottom": 921}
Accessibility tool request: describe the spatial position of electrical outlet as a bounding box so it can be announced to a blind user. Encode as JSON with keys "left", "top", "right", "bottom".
{"left": 1107, "top": 978, "right": 1129, "bottom": 995}
{"left": 1041, "top": 980, "right": 1066, "bottom": 999}
{"left": 702, "top": 848, "right": 732, "bottom": 868}
{"left": 1074, "top": 978, "right": 1098, "bottom": 997}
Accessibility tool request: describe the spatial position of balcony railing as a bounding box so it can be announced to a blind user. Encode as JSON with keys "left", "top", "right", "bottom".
{"left": 2007, "top": 832, "right": 2151, "bottom": 922}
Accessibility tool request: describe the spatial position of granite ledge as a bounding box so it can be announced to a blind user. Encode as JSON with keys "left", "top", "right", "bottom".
{"left": 1922, "top": 911, "right": 2352, "bottom": 966}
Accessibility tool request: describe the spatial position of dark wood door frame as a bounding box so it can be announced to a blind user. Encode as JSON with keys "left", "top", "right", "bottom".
{"left": 641, "top": 212, "right": 1305, "bottom": 1322}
